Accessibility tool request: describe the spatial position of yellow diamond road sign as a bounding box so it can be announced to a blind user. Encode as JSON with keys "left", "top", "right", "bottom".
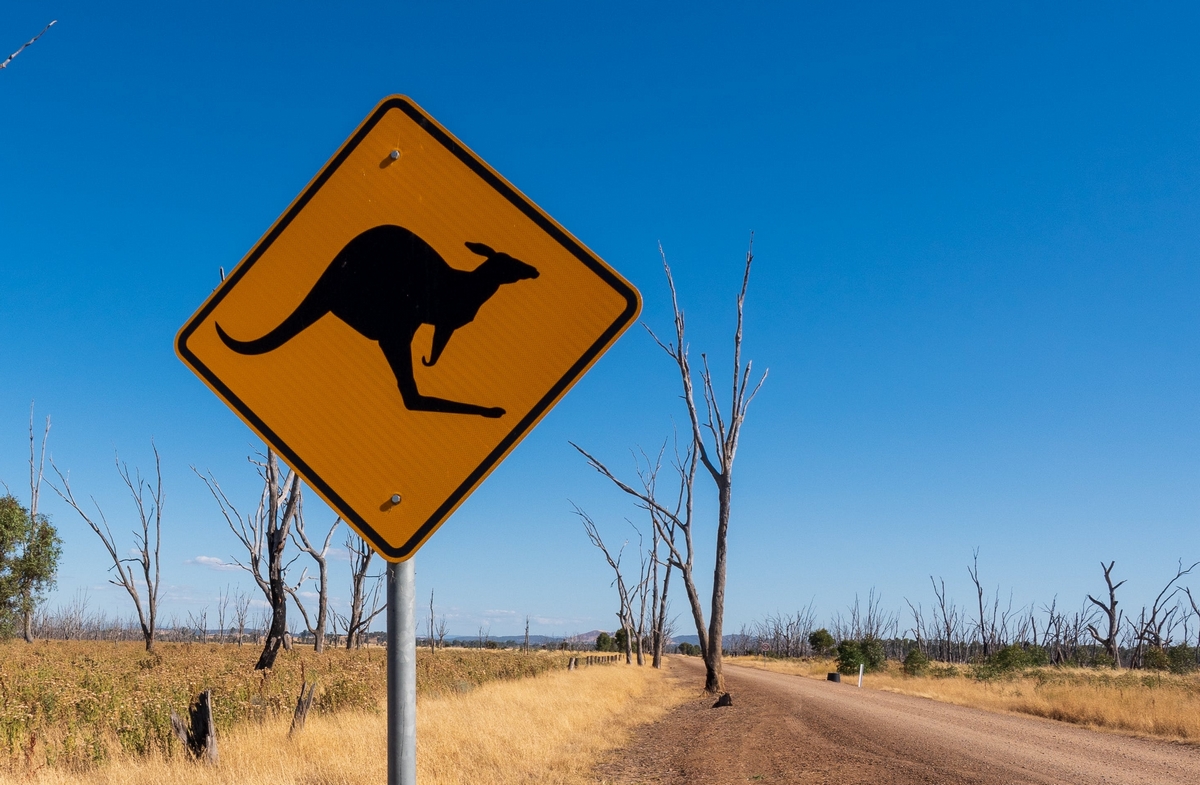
{"left": 176, "top": 96, "right": 641, "bottom": 561}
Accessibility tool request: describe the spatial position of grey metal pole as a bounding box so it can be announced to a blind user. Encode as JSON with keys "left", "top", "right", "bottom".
{"left": 388, "top": 558, "right": 417, "bottom": 785}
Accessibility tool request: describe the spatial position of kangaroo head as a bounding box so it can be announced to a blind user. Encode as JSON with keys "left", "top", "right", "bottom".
{"left": 466, "top": 242, "right": 540, "bottom": 284}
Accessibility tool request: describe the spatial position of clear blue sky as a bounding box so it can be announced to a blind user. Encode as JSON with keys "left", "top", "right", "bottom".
{"left": 2, "top": 2, "right": 1198, "bottom": 639}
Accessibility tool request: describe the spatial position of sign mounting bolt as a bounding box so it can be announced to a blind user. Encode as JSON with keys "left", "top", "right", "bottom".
{"left": 390, "top": 494, "right": 402, "bottom": 504}
{"left": 390, "top": 150, "right": 400, "bottom": 160}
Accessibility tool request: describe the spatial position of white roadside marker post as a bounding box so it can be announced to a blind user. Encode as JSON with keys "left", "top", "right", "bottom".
{"left": 858, "top": 663, "right": 864, "bottom": 688}
{"left": 388, "top": 559, "right": 417, "bottom": 785}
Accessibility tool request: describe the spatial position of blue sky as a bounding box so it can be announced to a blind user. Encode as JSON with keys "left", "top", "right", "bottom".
{"left": 2, "top": 2, "right": 1199, "bottom": 639}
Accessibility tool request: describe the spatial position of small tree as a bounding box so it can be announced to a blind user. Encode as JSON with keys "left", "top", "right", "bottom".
{"left": 0, "top": 496, "right": 60, "bottom": 637}
{"left": 52, "top": 446, "right": 164, "bottom": 652}
{"left": 595, "top": 631, "right": 615, "bottom": 652}
{"left": 808, "top": 628, "right": 835, "bottom": 657}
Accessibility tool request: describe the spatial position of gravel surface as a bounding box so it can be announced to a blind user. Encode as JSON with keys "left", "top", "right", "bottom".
{"left": 594, "top": 657, "right": 1200, "bottom": 784}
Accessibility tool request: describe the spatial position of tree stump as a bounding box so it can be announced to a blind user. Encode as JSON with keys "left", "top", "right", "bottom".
{"left": 289, "top": 681, "right": 317, "bottom": 737}
{"left": 170, "top": 689, "right": 218, "bottom": 764}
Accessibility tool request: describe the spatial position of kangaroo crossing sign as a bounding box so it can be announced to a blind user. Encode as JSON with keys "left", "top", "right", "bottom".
{"left": 176, "top": 96, "right": 641, "bottom": 560}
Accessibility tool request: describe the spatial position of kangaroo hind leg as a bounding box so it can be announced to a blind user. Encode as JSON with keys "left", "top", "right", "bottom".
{"left": 379, "top": 336, "right": 505, "bottom": 419}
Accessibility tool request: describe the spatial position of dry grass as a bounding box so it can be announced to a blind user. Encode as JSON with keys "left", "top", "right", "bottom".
{"left": 0, "top": 640, "right": 570, "bottom": 772}
{"left": 730, "top": 655, "right": 1200, "bottom": 741}
{"left": 5, "top": 657, "right": 687, "bottom": 785}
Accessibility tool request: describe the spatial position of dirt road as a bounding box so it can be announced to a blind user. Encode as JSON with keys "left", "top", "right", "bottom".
{"left": 595, "top": 657, "right": 1200, "bottom": 784}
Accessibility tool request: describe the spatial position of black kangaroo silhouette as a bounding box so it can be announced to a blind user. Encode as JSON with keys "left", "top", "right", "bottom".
{"left": 215, "top": 224, "right": 539, "bottom": 418}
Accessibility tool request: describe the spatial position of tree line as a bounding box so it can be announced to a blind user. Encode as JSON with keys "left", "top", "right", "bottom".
{"left": 1, "top": 404, "right": 394, "bottom": 667}
{"left": 722, "top": 553, "right": 1200, "bottom": 674}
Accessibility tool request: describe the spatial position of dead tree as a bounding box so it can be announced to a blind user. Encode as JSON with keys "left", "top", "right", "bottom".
{"left": 1087, "top": 561, "right": 1126, "bottom": 668}
{"left": 430, "top": 590, "right": 439, "bottom": 654}
{"left": 967, "top": 549, "right": 993, "bottom": 658}
{"left": 51, "top": 446, "right": 164, "bottom": 651}
{"left": 576, "top": 506, "right": 636, "bottom": 663}
{"left": 233, "top": 587, "right": 250, "bottom": 645}
{"left": 632, "top": 530, "right": 652, "bottom": 666}
{"left": 638, "top": 445, "right": 676, "bottom": 669}
{"left": 341, "top": 530, "right": 385, "bottom": 648}
{"left": 285, "top": 502, "right": 338, "bottom": 653}
{"left": 575, "top": 238, "right": 764, "bottom": 692}
{"left": 930, "top": 576, "right": 957, "bottom": 662}
{"left": 195, "top": 450, "right": 300, "bottom": 669}
{"left": 216, "top": 585, "right": 232, "bottom": 644}
{"left": 1128, "top": 560, "right": 1198, "bottom": 665}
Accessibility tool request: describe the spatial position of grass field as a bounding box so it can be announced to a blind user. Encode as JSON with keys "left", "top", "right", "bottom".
{"left": 1, "top": 646, "right": 686, "bottom": 785}
{"left": 730, "top": 655, "right": 1200, "bottom": 742}
{"left": 0, "top": 640, "right": 573, "bottom": 773}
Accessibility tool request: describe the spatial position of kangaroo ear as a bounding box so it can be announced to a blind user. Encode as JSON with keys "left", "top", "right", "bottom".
{"left": 465, "top": 242, "right": 495, "bottom": 257}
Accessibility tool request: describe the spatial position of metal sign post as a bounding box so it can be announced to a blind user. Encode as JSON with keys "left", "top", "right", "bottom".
{"left": 387, "top": 559, "right": 417, "bottom": 785}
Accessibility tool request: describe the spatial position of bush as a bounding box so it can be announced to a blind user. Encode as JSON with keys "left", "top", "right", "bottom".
{"left": 594, "top": 632, "right": 616, "bottom": 652}
{"left": 1167, "top": 644, "right": 1197, "bottom": 674}
{"left": 902, "top": 648, "right": 929, "bottom": 676}
{"left": 1143, "top": 646, "right": 1169, "bottom": 671}
{"left": 836, "top": 638, "right": 885, "bottom": 675}
{"left": 676, "top": 642, "right": 699, "bottom": 656}
{"left": 808, "top": 628, "right": 835, "bottom": 657}
{"left": 972, "top": 644, "right": 1050, "bottom": 679}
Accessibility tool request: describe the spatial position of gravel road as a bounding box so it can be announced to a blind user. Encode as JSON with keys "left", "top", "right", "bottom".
{"left": 594, "top": 657, "right": 1200, "bottom": 784}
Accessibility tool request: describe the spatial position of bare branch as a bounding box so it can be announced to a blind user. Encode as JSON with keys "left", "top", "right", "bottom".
{"left": 1, "top": 20, "right": 56, "bottom": 71}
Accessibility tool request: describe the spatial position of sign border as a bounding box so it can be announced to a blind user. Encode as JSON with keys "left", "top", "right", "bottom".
{"left": 176, "top": 95, "right": 641, "bottom": 561}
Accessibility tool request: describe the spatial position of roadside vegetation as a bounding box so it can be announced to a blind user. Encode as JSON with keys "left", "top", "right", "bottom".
{"left": 0, "top": 640, "right": 571, "bottom": 773}
{"left": 2, "top": 647, "right": 683, "bottom": 785}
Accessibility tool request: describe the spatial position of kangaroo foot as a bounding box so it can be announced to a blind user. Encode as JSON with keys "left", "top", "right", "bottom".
{"left": 399, "top": 390, "right": 506, "bottom": 418}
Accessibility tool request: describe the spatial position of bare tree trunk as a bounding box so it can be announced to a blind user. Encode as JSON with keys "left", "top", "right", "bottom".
{"left": 23, "top": 405, "right": 51, "bottom": 643}
{"left": 285, "top": 505, "right": 338, "bottom": 653}
{"left": 1087, "top": 561, "right": 1126, "bottom": 668}
{"left": 343, "top": 531, "right": 385, "bottom": 648}
{"left": 431, "top": 591, "right": 439, "bottom": 654}
{"left": 258, "top": 454, "right": 298, "bottom": 668}
{"left": 968, "top": 549, "right": 990, "bottom": 658}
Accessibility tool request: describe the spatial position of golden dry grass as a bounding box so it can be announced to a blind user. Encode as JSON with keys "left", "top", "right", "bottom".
{"left": 0, "top": 640, "right": 571, "bottom": 772}
{"left": 5, "top": 657, "right": 687, "bottom": 785}
{"left": 730, "top": 655, "right": 1200, "bottom": 741}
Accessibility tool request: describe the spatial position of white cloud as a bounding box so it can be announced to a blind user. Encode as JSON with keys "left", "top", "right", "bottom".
{"left": 187, "top": 556, "right": 239, "bottom": 572}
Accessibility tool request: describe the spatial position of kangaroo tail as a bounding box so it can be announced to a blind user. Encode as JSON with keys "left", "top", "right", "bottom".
{"left": 216, "top": 296, "right": 327, "bottom": 355}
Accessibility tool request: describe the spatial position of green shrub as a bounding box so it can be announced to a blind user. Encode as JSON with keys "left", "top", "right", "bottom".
{"left": 836, "top": 640, "right": 862, "bottom": 675}
{"left": 594, "top": 632, "right": 616, "bottom": 652}
{"left": 1143, "top": 647, "right": 1169, "bottom": 671}
{"left": 808, "top": 628, "right": 835, "bottom": 657}
{"left": 971, "top": 644, "right": 1051, "bottom": 679}
{"left": 1167, "top": 644, "right": 1197, "bottom": 674}
{"left": 902, "top": 648, "right": 929, "bottom": 676}
{"left": 836, "top": 638, "right": 885, "bottom": 675}
{"left": 676, "top": 642, "right": 699, "bottom": 656}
